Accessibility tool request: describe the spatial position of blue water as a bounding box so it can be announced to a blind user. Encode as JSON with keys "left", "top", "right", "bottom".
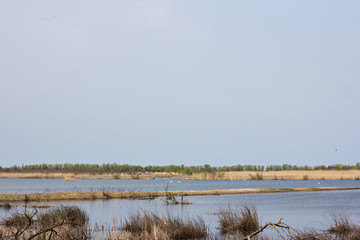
{"left": 0, "top": 178, "right": 359, "bottom": 194}
{"left": 2, "top": 189, "right": 359, "bottom": 236}
{"left": 74, "top": 189, "right": 360, "bottom": 230}
{"left": 1, "top": 178, "right": 359, "bottom": 236}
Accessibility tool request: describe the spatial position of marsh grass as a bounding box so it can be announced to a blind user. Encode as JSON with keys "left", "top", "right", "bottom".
{"left": 326, "top": 212, "right": 360, "bottom": 239}
{"left": 102, "top": 190, "right": 112, "bottom": 199}
{"left": 2, "top": 169, "right": 360, "bottom": 181}
{"left": 278, "top": 188, "right": 294, "bottom": 192}
{"left": 0, "top": 205, "right": 89, "bottom": 240}
{"left": 249, "top": 172, "right": 263, "bottom": 180}
{"left": 290, "top": 213, "right": 360, "bottom": 240}
{"left": 219, "top": 170, "right": 360, "bottom": 180}
{"left": 30, "top": 204, "right": 51, "bottom": 209}
{"left": 218, "top": 204, "right": 259, "bottom": 236}
{"left": 0, "top": 187, "right": 358, "bottom": 202}
{"left": 328, "top": 212, "right": 353, "bottom": 235}
{"left": 0, "top": 202, "right": 12, "bottom": 210}
{"left": 2, "top": 204, "right": 360, "bottom": 240}
{"left": 163, "top": 193, "right": 191, "bottom": 205}
{"left": 122, "top": 211, "right": 207, "bottom": 239}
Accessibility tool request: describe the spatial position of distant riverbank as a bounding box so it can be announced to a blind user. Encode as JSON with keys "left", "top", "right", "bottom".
{"left": 1, "top": 187, "right": 359, "bottom": 202}
{"left": 0, "top": 170, "right": 359, "bottom": 180}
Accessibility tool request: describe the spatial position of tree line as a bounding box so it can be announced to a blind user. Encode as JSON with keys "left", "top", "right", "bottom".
{"left": 1, "top": 162, "right": 359, "bottom": 175}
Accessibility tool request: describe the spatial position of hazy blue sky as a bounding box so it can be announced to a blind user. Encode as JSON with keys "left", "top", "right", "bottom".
{"left": 1, "top": 1, "right": 359, "bottom": 167}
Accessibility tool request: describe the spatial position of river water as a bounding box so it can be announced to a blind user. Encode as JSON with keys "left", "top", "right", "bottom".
{"left": 1, "top": 178, "right": 360, "bottom": 194}
{"left": 1, "top": 178, "right": 360, "bottom": 235}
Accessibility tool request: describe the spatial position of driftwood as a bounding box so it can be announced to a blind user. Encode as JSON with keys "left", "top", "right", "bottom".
{"left": 241, "top": 218, "right": 300, "bottom": 240}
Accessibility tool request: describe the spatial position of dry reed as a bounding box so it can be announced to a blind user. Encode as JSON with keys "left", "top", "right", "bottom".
{"left": 2, "top": 169, "right": 360, "bottom": 181}
{"left": 0, "top": 187, "right": 358, "bottom": 203}
{"left": 122, "top": 211, "right": 207, "bottom": 239}
{"left": 0, "top": 205, "right": 89, "bottom": 240}
{"left": 0, "top": 202, "right": 12, "bottom": 210}
{"left": 327, "top": 212, "right": 360, "bottom": 239}
{"left": 218, "top": 204, "right": 259, "bottom": 236}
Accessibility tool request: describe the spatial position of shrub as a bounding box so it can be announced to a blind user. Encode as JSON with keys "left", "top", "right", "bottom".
{"left": 0, "top": 205, "right": 89, "bottom": 240}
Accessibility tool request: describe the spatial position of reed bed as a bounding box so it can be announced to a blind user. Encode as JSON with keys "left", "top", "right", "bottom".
{"left": 1, "top": 169, "right": 360, "bottom": 180}
{"left": 1, "top": 204, "right": 360, "bottom": 240}
{"left": 0, "top": 203, "right": 12, "bottom": 210}
{"left": 0, "top": 171, "right": 177, "bottom": 180}
{"left": 327, "top": 212, "right": 360, "bottom": 239}
{"left": 0, "top": 206, "right": 88, "bottom": 240}
{"left": 218, "top": 204, "right": 259, "bottom": 236}
{"left": 120, "top": 211, "right": 207, "bottom": 240}
{"left": 207, "top": 170, "right": 360, "bottom": 181}
{"left": 0, "top": 187, "right": 358, "bottom": 203}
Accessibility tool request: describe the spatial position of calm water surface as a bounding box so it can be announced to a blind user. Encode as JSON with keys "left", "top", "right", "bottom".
{"left": 0, "top": 178, "right": 360, "bottom": 194}
{"left": 1, "top": 190, "right": 359, "bottom": 235}
{"left": 1, "top": 178, "right": 359, "bottom": 235}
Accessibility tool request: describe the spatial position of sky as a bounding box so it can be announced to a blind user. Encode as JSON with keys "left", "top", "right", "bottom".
{"left": 0, "top": 1, "right": 359, "bottom": 168}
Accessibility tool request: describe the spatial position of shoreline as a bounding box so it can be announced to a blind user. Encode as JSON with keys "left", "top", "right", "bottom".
{"left": 0, "top": 169, "right": 360, "bottom": 180}
{"left": 0, "top": 187, "right": 359, "bottom": 203}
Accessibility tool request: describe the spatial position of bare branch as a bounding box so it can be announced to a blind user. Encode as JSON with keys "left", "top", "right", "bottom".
{"left": 240, "top": 218, "right": 300, "bottom": 240}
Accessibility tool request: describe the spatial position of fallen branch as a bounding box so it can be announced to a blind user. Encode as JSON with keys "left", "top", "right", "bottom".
{"left": 241, "top": 218, "right": 300, "bottom": 239}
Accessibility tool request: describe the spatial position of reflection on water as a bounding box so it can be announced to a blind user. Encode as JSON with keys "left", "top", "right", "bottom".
{"left": 0, "top": 178, "right": 360, "bottom": 194}
{"left": 84, "top": 190, "right": 360, "bottom": 230}
{"left": 1, "top": 178, "right": 359, "bottom": 235}
{"left": 2, "top": 190, "right": 359, "bottom": 235}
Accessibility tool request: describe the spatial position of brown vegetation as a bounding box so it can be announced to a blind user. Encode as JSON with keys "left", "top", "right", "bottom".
{"left": 0, "top": 187, "right": 358, "bottom": 203}
{"left": 327, "top": 212, "right": 360, "bottom": 239}
{"left": 2, "top": 204, "right": 360, "bottom": 240}
{"left": 249, "top": 172, "right": 264, "bottom": 180}
{"left": 121, "top": 211, "right": 207, "bottom": 240}
{"left": 218, "top": 204, "right": 259, "bottom": 236}
{"left": 0, "top": 202, "right": 12, "bottom": 210}
{"left": 0, "top": 205, "right": 88, "bottom": 240}
{"left": 0, "top": 171, "right": 176, "bottom": 180}
{"left": 206, "top": 170, "right": 360, "bottom": 180}
{"left": 1, "top": 169, "right": 360, "bottom": 180}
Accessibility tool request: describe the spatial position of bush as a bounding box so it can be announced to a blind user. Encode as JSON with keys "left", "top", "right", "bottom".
{"left": 0, "top": 205, "right": 89, "bottom": 240}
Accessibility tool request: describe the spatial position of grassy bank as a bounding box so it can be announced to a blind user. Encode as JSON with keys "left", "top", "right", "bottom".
{"left": 1, "top": 169, "right": 360, "bottom": 180}
{"left": 0, "top": 187, "right": 359, "bottom": 203}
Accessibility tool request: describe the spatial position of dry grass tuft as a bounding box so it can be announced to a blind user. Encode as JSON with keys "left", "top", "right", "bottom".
{"left": 326, "top": 212, "right": 360, "bottom": 239}
{"left": 0, "top": 202, "right": 12, "bottom": 210}
{"left": 122, "top": 211, "right": 207, "bottom": 239}
{"left": 327, "top": 212, "right": 353, "bottom": 235}
{"left": 218, "top": 204, "right": 259, "bottom": 236}
{"left": 0, "top": 205, "right": 89, "bottom": 240}
{"left": 2, "top": 211, "right": 33, "bottom": 230}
